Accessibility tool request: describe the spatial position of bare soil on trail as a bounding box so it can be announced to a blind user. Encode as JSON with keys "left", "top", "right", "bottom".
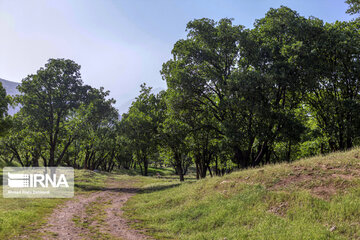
{"left": 39, "top": 178, "right": 151, "bottom": 240}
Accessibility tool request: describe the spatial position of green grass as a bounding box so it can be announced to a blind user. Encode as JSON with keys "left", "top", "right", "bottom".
{"left": 0, "top": 190, "right": 64, "bottom": 239}
{"left": 0, "top": 169, "right": 117, "bottom": 239}
{"left": 147, "top": 167, "right": 175, "bottom": 176}
{"left": 113, "top": 166, "right": 175, "bottom": 177}
{"left": 0, "top": 166, "right": 176, "bottom": 239}
{"left": 1, "top": 150, "right": 359, "bottom": 239}
{"left": 74, "top": 170, "right": 110, "bottom": 192}
{"left": 124, "top": 148, "right": 360, "bottom": 240}
{"left": 0, "top": 168, "right": 65, "bottom": 239}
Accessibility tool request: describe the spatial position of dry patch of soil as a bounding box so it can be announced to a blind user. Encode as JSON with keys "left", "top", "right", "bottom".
{"left": 269, "top": 164, "right": 360, "bottom": 199}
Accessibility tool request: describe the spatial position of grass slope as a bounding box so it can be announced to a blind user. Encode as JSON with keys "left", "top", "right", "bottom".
{"left": 125, "top": 148, "right": 360, "bottom": 240}
{"left": 0, "top": 166, "right": 175, "bottom": 239}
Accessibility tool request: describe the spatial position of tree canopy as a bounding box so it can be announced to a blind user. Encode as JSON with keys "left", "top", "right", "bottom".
{"left": 1, "top": 6, "right": 359, "bottom": 182}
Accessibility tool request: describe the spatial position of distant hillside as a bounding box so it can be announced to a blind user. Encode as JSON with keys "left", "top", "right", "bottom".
{"left": 0, "top": 78, "right": 21, "bottom": 115}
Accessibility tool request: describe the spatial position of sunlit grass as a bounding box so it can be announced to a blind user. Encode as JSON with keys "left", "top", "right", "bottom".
{"left": 1, "top": 149, "right": 359, "bottom": 239}
{"left": 0, "top": 169, "right": 114, "bottom": 239}
{"left": 0, "top": 168, "right": 64, "bottom": 239}
{"left": 0, "top": 165, "right": 178, "bottom": 239}
{"left": 124, "top": 148, "right": 360, "bottom": 240}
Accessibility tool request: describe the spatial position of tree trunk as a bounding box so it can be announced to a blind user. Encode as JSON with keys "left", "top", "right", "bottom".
{"left": 179, "top": 173, "right": 184, "bottom": 181}
{"left": 49, "top": 143, "right": 55, "bottom": 166}
{"left": 253, "top": 142, "right": 267, "bottom": 167}
{"left": 143, "top": 156, "right": 148, "bottom": 176}
{"left": 32, "top": 157, "right": 39, "bottom": 167}
{"left": 215, "top": 157, "right": 219, "bottom": 176}
{"left": 208, "top": 166, "right": 213, "bottom": 177}
{"left": 174, "top": 152, "right": 184, "bottom": 182}
{"left": 286, "top": 140, "right": 291, "bottom": 162}
{"left": 195, "top": 161, "right": 200, "bottom": 180}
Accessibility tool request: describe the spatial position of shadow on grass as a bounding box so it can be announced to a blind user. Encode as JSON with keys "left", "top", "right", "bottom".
{"left": 159, "top": 175, "right": 198, "bottom": 181}
{"left": 74, "top": 183, "right": 181, "bottom": 194}
{"left": 139, "top": 183, "right": 181, "bottom": 194}
{"left": 113, "top": 167, "right": 176, "bottom": 176}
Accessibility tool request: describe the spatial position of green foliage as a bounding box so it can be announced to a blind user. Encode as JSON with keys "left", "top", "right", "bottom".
{"left": 0, "top": 82, "right": 11, "bottom": 136}
{"left": 0, "top": 112, "right": 43, "bottom": 166}
{"left": 3, "top": 59, "right": 120, "bottom": 170}
{"left": 305, "top": 20, "right": 360, "bottom": 151}
{"left": 16, "top": 59, "right": 87, "bottom": 166}
{"left": 67, "top": 86, "right": 119, "bottom": 171}
{"left": 1, "top": 6, "right": 360, "bottom": 180}
{"left": 346, "top": 0, "right": 360, "bottom": 15}
{"left": 105, "top": 6, "right": 360, "bottom": 181}
{"left": 120, "top": 84, "right": 164, "bottom": 176}
{"left": 161, "top": 8, "right": 312, "bottom": 173}
{"left": 158, "top": 94, "right": 192, "bottom": 181}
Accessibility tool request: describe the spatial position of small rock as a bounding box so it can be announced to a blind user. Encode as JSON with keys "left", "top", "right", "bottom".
{"left": 330, "top": 226, "right": 336, "bottom": 232}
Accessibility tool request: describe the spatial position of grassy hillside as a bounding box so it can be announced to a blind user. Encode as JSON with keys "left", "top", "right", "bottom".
{"left": 125, "top": 148, "right": 360, "bottom": 240}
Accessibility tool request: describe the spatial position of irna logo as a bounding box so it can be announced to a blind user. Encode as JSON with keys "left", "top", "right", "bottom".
{"left": 3, "top": 167, "right": 74, "bottom": 198}
{"left": 7, "top": 172, "right": 69, "bottom": 188}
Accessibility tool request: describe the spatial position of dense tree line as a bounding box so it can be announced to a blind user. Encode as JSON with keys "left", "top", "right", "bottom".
{"left": 0, "top": 6, "right": 359, "bottom": 181}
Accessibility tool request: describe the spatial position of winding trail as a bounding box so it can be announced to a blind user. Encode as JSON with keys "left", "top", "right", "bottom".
{"left": 39, "top": 178, "right": 151, "bottom": 240}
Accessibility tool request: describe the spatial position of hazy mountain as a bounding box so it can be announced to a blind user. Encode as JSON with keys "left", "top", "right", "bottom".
{"left": 0, "top": 78, "right": 21, "bottom": 115}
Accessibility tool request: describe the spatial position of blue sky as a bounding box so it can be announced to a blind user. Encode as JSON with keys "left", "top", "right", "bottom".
{"left": 0, "top": 0, "right": 353, "bottom": 112}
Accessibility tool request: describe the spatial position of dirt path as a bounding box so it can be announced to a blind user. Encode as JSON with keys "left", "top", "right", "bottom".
{"left": 39, "top": 178, "right": 151, "bottom": 240}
